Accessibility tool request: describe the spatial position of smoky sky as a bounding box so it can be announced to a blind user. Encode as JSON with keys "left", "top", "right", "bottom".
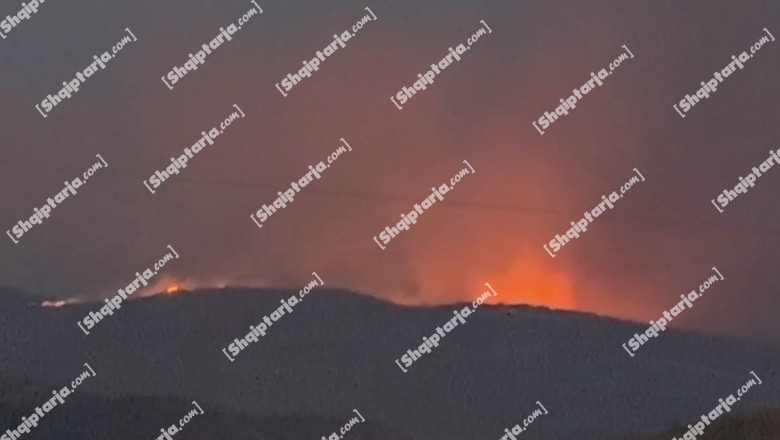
{"left": 1, "top": 0, "right": 780, "bottom": 343}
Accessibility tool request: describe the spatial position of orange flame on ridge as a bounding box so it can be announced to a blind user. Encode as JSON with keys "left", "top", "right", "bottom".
{"left": 164, "top": 283, "right": 182, "bottom": 294}
{"left": 480, "top": 256, "right": 577, "bottom": 310}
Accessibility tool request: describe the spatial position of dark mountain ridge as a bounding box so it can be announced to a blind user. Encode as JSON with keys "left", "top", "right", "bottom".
{"left": 0, "top": 286, "right": 778, "bottom": 440}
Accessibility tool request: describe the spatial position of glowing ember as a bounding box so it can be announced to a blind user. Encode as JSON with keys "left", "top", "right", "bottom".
{"left": 41, "top": 300, "right": 68, "bottom": 308}
{"left": 164, "top": 284, "right": 182, "bottom": 294}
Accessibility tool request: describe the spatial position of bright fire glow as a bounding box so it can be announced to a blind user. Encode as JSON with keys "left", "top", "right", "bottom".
{"left": 41, "top": 300, "right": 69, "bottom": 308}
{"left": 478, "top": 256, "right": 576, "bottom": 310}
{"left": 164, "top": 283, "right": 182, "bottom": 294}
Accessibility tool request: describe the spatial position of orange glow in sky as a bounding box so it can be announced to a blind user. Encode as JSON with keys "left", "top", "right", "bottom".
{"left": 480, "top": 257, "right": 577, "bottom": 310}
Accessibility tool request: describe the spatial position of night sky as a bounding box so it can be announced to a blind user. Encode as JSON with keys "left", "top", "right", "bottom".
{"left": 2, "top": 0, "right": 780, "bottom": 344}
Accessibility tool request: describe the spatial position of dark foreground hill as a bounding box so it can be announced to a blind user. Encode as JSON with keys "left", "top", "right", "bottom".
{"left": 636, "top": 409, "right": 780, "bottom": 440}
{"left": 0, "top": 287, "right": 778, "bottom": 440}
{"left": 0, "top": 378, "right": 408, "bottom": 440}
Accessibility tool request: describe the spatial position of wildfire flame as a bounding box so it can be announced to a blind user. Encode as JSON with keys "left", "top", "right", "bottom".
{"left": 37, "top": 276, "right": 263, "bottom": 309}
{"left": 41, "top": 300, "right": 69, "bottom": 308}
{"left": 485, "top": 256, "right": 576, "bottom": 310}
{"left": 164, "top": 283, "right": 182, "bottom": 294}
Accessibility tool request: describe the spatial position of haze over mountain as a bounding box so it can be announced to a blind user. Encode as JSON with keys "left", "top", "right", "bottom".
{"left": 2, "top": 0, "right": 780, "bottom": 345}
